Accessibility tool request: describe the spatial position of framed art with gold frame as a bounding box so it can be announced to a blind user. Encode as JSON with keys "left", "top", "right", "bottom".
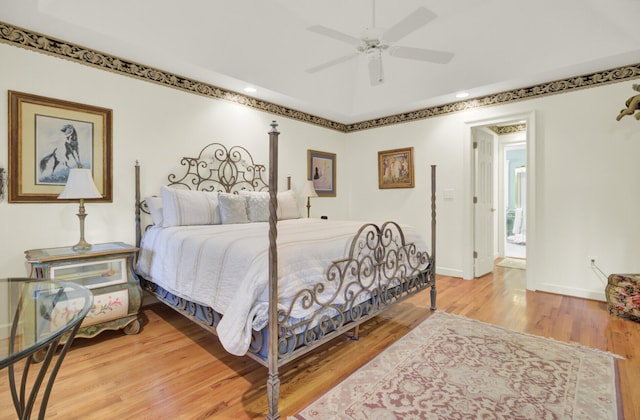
{"left": 8, "top": 91, "right": 112, "bottom": 203}
{"left": 378, "top": 147, "right": 415, "bottom": 189}
{"left": 307, "top": 149, "right": 336, "bottom": 197}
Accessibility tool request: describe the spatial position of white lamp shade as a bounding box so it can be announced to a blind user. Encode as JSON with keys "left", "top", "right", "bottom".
{"left": 301, "top": 180, "right": 318, "bottom": 198}
{"left": 58, "top": 168, "right": 102, "bottom": 199}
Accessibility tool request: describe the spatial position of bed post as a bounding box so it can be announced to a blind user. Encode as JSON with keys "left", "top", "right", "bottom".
{"left": 267, "top": 121, "right": 280, "bottom": 420}
{"left": 135, "top": 161, "right": 141, "bottom": 249}
{"left": 430, "top": 164, "right": 437, "bottom": 310}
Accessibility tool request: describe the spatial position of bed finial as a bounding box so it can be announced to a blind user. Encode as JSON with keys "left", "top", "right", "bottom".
{"left": 269, "top": 120, "right": 279, "bottom": 133}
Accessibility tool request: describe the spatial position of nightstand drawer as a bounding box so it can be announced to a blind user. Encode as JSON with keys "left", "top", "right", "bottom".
{"left": 82, "top": 289, "right": 129, "bottom": 326}
{"left": 50, "top": 258, "right": 127, "bottom": 289}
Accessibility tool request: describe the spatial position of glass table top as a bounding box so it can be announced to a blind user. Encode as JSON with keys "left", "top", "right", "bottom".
{"left": 0, "top": 278, "right": 93, "bottom": 368}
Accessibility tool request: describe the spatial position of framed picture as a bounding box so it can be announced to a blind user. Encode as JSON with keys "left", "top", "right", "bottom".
{"left": 8, "top": 91, "right": 113, "bottom": 203}
{"left": 378, "top": 147, "right": 415, "bottom": 189}
{"left": 307, "top": 149, "right": 336, "bottom": 197}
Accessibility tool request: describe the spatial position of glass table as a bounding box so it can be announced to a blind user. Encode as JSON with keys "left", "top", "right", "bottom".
{"left": 0, "top": 278, "right": 92, "bottom": 419}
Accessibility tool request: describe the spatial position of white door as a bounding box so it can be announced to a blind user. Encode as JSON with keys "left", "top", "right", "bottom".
{"left": 473, "top": 129, "right": 494, "bottom": 277}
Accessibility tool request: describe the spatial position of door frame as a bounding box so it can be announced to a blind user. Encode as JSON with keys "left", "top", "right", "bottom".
{"left": 462, "top": 111, "right": 536, "bottom": 291}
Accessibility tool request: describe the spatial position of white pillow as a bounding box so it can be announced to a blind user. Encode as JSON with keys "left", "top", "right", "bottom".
{"left": 277, "top": 189, "right": 301, "bottom": 220}
{"left": 145, "top": 196, "right": 164, "bottom": 226}
{"left": 239, "top": 191, "right": 270, "bottom": 222}
{"left": 218, "top": 193, "right": 249, "bottom": 224}
{"left": 160, "top": 186, "right": 221, "bottom": 227}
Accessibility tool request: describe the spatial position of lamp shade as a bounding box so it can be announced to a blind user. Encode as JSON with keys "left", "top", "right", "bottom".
{"left": 301, "top": 180, "right": 318, "bottom": 198}
{"left": 58, "top": 168, "right": 102, "bottom": 199}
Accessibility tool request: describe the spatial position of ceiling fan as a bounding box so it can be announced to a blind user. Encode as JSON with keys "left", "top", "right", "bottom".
{"left": 305, "top": 1, "right": 454, "bottom": 86}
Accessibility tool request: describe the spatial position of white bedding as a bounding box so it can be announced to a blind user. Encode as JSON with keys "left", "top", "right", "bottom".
{"left": 136, "top": 218, "right": 428, "bottom": 355}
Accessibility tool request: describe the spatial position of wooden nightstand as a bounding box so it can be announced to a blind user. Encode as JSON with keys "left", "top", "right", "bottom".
{"left": 24, "top": 242, "right": 143, "bottom": 339}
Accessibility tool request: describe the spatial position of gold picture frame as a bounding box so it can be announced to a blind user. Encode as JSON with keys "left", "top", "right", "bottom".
{"left": 307, "top": 149, "right": 336, "bottom": 197}
{"left": 8, "top": 91, "right": 112, "bottom": 203}
{"left": 378, "top": 147, "right": 415, "bottom": 189}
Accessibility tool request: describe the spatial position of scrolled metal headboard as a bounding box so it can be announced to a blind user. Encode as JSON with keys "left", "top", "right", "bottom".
{"left": 166, "top": 142, "right": 268, "bottom": 192}
{"left": 134, "top": 142, "right": 269, "bottom": 247}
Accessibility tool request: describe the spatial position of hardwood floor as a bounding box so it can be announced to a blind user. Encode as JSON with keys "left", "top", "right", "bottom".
{"left": 2, "top": 267, "right": 638, "bottom": 419}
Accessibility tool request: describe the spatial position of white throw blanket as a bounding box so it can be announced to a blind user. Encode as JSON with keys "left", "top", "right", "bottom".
{"left": 136, "top": 218, "right": 428, "bottom": 355}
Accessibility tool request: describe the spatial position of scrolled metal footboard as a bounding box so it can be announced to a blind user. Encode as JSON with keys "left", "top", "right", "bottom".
{"left": 276, "top": 221, "right": 434, "bottom": 361}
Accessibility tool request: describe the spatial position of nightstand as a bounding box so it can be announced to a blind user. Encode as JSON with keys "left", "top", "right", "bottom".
{"left": 24, "top": 242, "right": 143, "bottom": 339}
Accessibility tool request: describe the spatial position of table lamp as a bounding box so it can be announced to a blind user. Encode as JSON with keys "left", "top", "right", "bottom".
{"left": 301, "top": 180, "right": 318, "bottom": 218}
{"left": 58, "top": 168, "right": 102, "bottom": 251}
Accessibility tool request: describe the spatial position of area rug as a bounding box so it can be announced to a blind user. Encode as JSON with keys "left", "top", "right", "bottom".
{"left": 291, "top": 312, "right": 621, "bottom": 419}
{"left": 496, "top": 257, "right": 526, "bottom": 269}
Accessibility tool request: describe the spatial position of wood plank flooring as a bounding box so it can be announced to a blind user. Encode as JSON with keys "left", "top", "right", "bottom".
{"left": 1, "top": 266, "right": 638, "bottom": 419}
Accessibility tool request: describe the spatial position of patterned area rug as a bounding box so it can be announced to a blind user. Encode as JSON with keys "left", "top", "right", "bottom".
{"left": 496, "top": 257, "right": 526, "bottom": 269}
{"left": 292, "top": 312, "right": 621, "bottom": 419}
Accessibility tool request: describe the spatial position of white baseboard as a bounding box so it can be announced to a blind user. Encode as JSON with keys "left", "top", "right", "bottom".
{"left": 436, "top": 266, "right": 464, "bottom": 278}
{"left": 535, "top": 282, "right": 606, "bottom": 302}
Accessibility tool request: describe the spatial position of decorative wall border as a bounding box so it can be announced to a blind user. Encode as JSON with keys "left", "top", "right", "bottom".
{"left": 1, "top": 20, "right": 639, "bottom": 134}
{"left": 346, "top": 64, "right": 640, "bottom": 132}
{"left": 0, "top": 21, "right": 347, "bottom": 132}
{"left": 488, "top": 123, "right": 527, "bottom": 135}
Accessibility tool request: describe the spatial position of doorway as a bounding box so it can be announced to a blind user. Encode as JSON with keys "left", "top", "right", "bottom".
{"left": 466, "top": 112, "right": 534, "bottom": 288}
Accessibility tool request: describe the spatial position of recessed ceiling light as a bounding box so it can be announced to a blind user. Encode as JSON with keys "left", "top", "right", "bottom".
{"left": 455, "top": 92, "right": 469, "bottom": 98}
{"left": 244, "top": 87, "right": 257, "bottom": 93}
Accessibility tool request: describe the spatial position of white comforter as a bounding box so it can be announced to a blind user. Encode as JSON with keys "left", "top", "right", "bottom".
{"left": 136, "top": 218, "right": 428, "bottom": 355}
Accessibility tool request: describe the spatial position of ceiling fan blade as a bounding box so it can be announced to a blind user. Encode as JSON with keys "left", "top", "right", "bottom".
{"left": 368, "top": 52, "right": 384, "bottom": 86}
{"left": 382, "top": 7, "right": 437, "bottom": 43}
{"left": 305, "top": 52, "right": 359, "bottom": 74}
{"left": 307, "top": 25, "right": 362, "bottom": 47}
{"left": 389, "top": 46, "right": 454, "bottom": 64}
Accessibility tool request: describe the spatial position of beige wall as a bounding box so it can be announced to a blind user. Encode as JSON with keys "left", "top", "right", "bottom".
{"left": 1, "top": 41, "right": 639, "bottom": 304}
{"left": 0, "top": 43, "right": 347, "bottom": 279}
{"left": 344, "top": 80, "right": 640, "bottom": 300}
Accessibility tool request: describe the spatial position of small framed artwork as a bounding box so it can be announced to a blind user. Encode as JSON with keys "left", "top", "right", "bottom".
{"left": 378, "top": 147, "right": 415, "bottom": 189}
{"left": 8, "top": 91, "right": 112, "bottom": 203}
{"left": 307, "top": 149, "right": 336, "bottom": 197}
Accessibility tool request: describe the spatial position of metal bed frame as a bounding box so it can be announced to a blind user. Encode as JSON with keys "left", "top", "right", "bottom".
{"left": 134, "top": 121, "right": 437, "bottom": 419}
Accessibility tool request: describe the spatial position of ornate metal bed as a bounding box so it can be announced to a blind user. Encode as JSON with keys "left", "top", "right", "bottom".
{"left": 133, "top": 121, "right": 437, "bottom": 419}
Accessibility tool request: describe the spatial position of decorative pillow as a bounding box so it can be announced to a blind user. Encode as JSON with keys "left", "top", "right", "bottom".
{"left": 239, "top": 191, "right": 270, "bottom": 222}
{"left": 218, "top": 193, "right": 250, "bottom": 224}
{"left": 277, "top": 189, "right": 301, "bottom": 220}
{"left": 145, "top": 196, "right": 164, "bottom": 226}
{"left": 160, "top": 186, "right": 221, "bottom": 227}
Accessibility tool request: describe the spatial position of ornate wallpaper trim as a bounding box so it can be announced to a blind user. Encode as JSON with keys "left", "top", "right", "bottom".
{"left": 347, "top": 64, "right": 640, "bottom": 132}
{"left": 1, "top": 21, "right": 639, "bottom": 134}
{"left": 0, "top": 21, "right": 348, "bottom": 132}
{"left": 488, "top": 123, "right": 527, "bottom": 135}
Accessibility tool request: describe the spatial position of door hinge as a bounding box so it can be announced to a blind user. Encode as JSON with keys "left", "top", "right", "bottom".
{"left": 473, "top": 196, "right": 478, "bottom": 204}
{"left": 473, "top": 141, "right": 478, "bottom": 149}
{"left": 473, "top": 251, "right": 478, "bottom": 258}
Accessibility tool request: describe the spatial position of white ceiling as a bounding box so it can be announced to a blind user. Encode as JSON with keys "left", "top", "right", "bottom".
{"left": 2, "top": 0, "right": 640, "bottom": 124}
